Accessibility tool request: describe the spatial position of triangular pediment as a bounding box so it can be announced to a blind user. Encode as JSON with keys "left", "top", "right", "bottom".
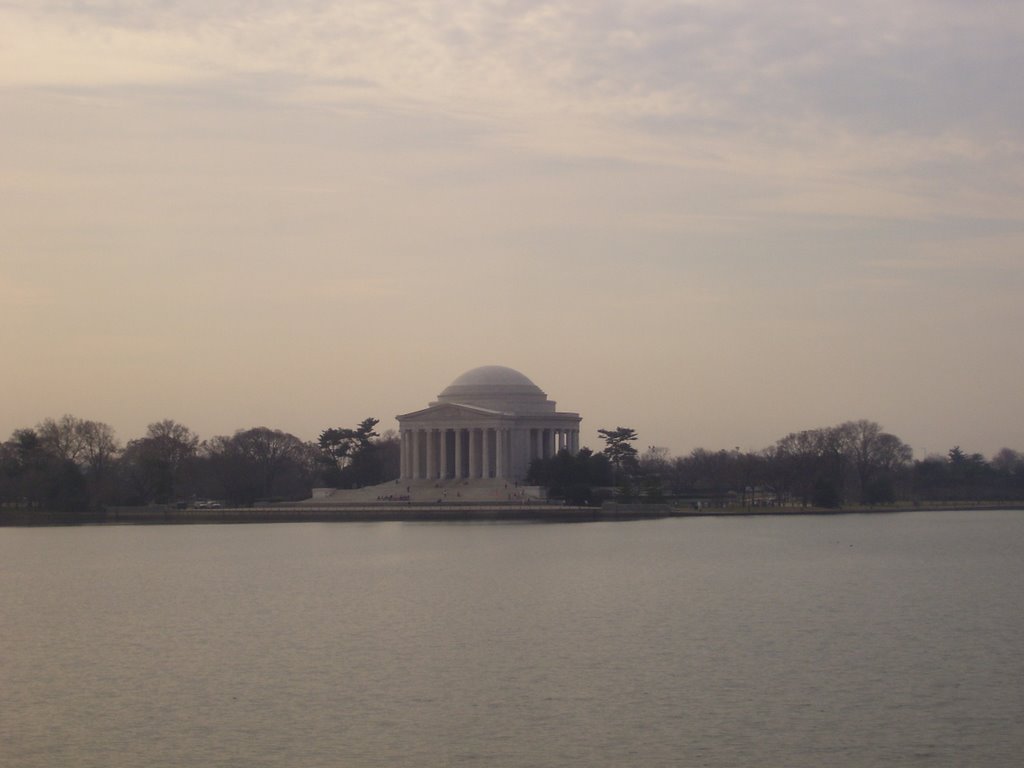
{"left": 397, "top": 402, "right": 508, "bottom": 422}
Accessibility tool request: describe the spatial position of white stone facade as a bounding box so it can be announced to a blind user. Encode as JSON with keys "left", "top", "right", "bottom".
{"left": 396, "top": 366, "right": 582, "bottom": 481}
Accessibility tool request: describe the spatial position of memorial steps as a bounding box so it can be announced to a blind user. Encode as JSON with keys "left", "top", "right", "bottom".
{"left": 306, "top": 477, "right": 546, "bottom": 504}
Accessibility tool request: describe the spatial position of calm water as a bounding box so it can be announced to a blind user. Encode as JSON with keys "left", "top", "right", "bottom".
{"left": 2, "top": 512, "right": 1023, "bottom": 767}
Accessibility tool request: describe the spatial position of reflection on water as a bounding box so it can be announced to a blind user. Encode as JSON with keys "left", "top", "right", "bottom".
{"left": 2, "top": 512, "right": 1023, "bottom": 767}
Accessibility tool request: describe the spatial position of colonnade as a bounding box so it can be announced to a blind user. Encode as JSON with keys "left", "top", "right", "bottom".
{"left": 400, "top": 425, "right": 580, "bottom": 481}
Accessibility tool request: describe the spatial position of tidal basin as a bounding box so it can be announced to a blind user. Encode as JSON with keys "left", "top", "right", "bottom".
{"left": 3, "top": 510, "right": 1022, "bottom": 767}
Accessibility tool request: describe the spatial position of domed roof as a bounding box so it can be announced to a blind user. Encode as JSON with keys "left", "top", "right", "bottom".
{"left": 434, "top": 365, "right": 554, "bottom": 413}
{"left": 446, "top": 365, "right": 539, "bottom": 390}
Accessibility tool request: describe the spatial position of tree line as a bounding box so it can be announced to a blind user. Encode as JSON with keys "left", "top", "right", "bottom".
{"left": 4, "top": 414, "right": 1022, "bottom": 515}
{"left": 529, "top": 420, "right": 1024, "bottom": 507}
{"left": 0, "top": 415, "right": 399, "bottom": 515}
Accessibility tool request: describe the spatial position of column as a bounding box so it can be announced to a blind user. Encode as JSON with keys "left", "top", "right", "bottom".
{"left": 469, "top": 428, "right": 480, "bottom": 478}
{"left": 428, "top": 429, "right": 438, "bottom": 479}
{"left": 454, "top": 428, "right": 464, "bottom": 479}
{"left": 423, "top": 430, "right": 432, "bottom": 479}
{"left": 491, "top": 430, "right": 499, "bottom": 479}
{"left": 510, "top": 428, "right": 521, "bottom": 479}
{"left": 412, "top": 429, "right": 421, "bottom": 479}
{"left": 482, "top": 427, "right": 491, "bottom": 479}
{"left": 436, "top": 429, "right": 445, "bottom": 479}
{"left": 532, "top": 428, "right": 541, "bottom": 462}
{"left": 398, "top": 430, "right": 405, "bottom": 479}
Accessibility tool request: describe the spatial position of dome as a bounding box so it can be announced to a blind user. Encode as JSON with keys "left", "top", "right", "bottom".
{"left": 447, "top": 365, "right": 539, "bottom": 390}
{"left": 434, "top": 365, "right": 554, "bottom": 413}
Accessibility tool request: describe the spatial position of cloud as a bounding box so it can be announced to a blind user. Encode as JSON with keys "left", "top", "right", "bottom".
{"left": 8, "top": 2, "right": 1021, "bottom": 130}
{"left": 0, "top": 8, "right": 211, "bottom": 86}
{"left": 4, "top": 2, "right": 1022, "bottom": 240}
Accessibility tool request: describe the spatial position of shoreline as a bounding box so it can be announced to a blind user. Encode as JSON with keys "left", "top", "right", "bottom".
{"left": 1, "top": 501, "right": 1022, "bottom": 527}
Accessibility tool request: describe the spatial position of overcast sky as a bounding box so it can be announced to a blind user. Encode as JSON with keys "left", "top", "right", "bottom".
{"left": 2, "top": 0, "right": 1022, "bottom": 458}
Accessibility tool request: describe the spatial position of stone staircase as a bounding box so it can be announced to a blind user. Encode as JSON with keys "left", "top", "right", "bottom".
{"left": 307, "top": 478, "right": 546, "bottom": 504}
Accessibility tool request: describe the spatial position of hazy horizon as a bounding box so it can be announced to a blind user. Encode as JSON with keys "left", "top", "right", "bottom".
{"left": 3, "top": 1, "right": 1022, "bottom": 459}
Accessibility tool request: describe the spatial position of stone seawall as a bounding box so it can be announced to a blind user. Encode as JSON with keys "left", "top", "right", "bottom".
{"left": 1, "top": 503, "right": 672, "bottom": 526}
{"left": 3, "top": 502, "right": 1021, "bottom": 527}
{"left": 101, "top": 503, "right": 675, "bottom": 524}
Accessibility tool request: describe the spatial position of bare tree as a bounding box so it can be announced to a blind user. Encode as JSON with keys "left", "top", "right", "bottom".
{"left": 840, "top": 420, "right": 913, "bottom": 503}
{"left": 36, "top": 415, "right": 89, "bottom": 463}
{"left": 122, "top": 420, "right": 200, "bottom": 503}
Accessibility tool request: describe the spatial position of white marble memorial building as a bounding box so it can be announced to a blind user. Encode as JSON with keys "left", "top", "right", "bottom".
{"left": 396, "top": 366, "right": 582, "bottom": 482}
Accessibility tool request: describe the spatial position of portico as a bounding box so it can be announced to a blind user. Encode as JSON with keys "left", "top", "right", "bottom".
{"left": 397, "top": 366, "right": 581, "bottom": 482}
